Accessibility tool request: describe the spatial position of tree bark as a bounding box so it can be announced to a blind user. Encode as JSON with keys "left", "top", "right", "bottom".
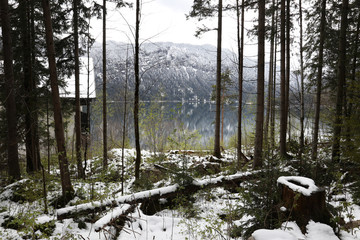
{"left": 74, "top": 0, "right": 84, "bottom": 178}
{"left": 19, "top": 0, "right": 41, "bottom": 173}
{"left": 285, "top": 0, "right": 291, "bottom": 144}
{"left": 299, "top": 0, "right": 305, "bottom": 160}
{"left": 331, "top": 0, "right": 349, "bottom": 162}
{"left": 134, "top": 0, "right": 141, "bottom": 180}
{"left": 214, "top": 0, "right": 223, "bottom": 159}
{"left": 279, "top": 0, "right": 287, "bottom": 158}
{"left": 237, "top": 0, "right": 245, "bottom": 169}
{"left": 264, "top": 0, "right": 276, "bottom": 153}
{"left": 102, "top": 0, "right": 108, "bottom": 169}
{"left": 0, "top": 0, "right": 21, "bottom": 181}
{"left": 311, "top": 0, "right": 326, "bottom": 163}
{"left": 41, "top": 0, "right": 74, "bottom": 200}
{"left": 253, "top": 0, "right": 265, "bottom": 169}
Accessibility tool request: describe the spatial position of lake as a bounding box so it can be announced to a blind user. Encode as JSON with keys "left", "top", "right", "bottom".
{"left": 91, "top": 101, "right": 257, "bottom": 150}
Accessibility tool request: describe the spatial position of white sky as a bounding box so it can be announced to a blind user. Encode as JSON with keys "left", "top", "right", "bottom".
{"left": 90, "top": 0, "right": 258, "bottom": 56}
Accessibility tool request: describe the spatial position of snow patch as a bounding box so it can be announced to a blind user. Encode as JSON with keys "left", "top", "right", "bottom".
{"left": 252, "top": 229, "right": 298, "bottom": 240}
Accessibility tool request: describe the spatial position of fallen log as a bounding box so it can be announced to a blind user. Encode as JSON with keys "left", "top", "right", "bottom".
{"left": 94, "top": 204, "right": 137, "bottom": 232}
{"left": 57, "top": 170, "right": 259, "bottom": 220}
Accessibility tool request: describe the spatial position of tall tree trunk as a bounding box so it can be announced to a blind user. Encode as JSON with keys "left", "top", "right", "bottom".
{"left": 122, "top": 47, "right": 129, "bottom": 195}
{"left": 214, "top": 0, "right": 223, "bottom": 159}
{"left": 311, "top": 0, "right": 326, "bottom": 162}
{"left": 299, "top": 0, "right": 305, "bottom": 160}
{"left": 20, "top": 0, "right": 41, "bottom": 173}
{"left": 0, "top": 0, "right": 21, "bottom": 181}
{"left": 253, "top": 0, "right": 265, "bottom": 169}
{"left": 102, "top": 0, "right": 108, "bottom": 169}
{"left": 134, "top": 0, "right": 141, "bottom": 180}
{"left": 41, "top": 0, "right": 74, "bottom": 200}
{"left": 236, "top": 0, "right": 245, "bottom": 168}
{"left": 74, "top": 0, "right": 84, "bottom": 178}
{"left": 270, "top": 4, "right": 279, "bottom": 152}
{"left": 331, "top": 0, "right": 349, "bottom": 162}
{"left": 285, "top": 0, "right": 291, "bottom": 143}
{"left": 236, "top": 0, "right": 245, "bottom": 167}
{"left": 84, "top": 16, "right": 92, "bottom": 176}
{"left": 279, "top": 0, "right": 287, "bottom": 157}
{"left": 264, "top": 0, "right": 276, "bottom": 153}
{"left": 345, "top": 4, "right": 360, "bottom": 145}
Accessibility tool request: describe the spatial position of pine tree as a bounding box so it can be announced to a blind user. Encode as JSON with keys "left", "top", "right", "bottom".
{"left": 0, "top": 0, "right": 21, "bottom": 181}
{"left": 41, "top": 0, "right": 74, "bottom": 201}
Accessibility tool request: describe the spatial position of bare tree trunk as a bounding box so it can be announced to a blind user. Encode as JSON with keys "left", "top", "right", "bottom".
{"left": 311, "top": 0, "right": 326, "bottom": 162}
{"left": 253, "top": 0, "right": 265, "bottom": 169}
{"left": 84, "top": 15, "right": 92, "bottom": 176}
{"left": 345, "top": 3, "right": 360, "bottom": 145}
{"left": 214, "top": 0, "right": 223, "bottom": 159}
{"left": 221, "top": 93, "right": 224, "bottom": 145}
{"left": 264, "top": 0, "right": 276, "bottom": 153}
{"left": 270, "top": 4, "right": 279, "bottom": 152}
{"left": 74, "top": 0, "right": 84, "bottom": 178}
{"left": 279, "top": 0, "right": 287, "bottom": 158}
{"left": 134, "top": 0, "right": 141, "bottom": 180}
{"left": 285, "top": 0, "right": 291, "bottom": 144}
{"left": 20, "top": 0, "right": 41, "bottom": 173}
{"left": 103, "top": 0, "right": 108, "bottom": 169}
{"left": 0, "top": 0, "right": 21, "bottom": 181}
{"left": 299, "top": 0, "right": 305, "bottom": 160}
{"left": 122, "top": 47, "right": 129, "bottom": 195}
{"left": 331, "top": 0, "right": 349, "bottom": 162}
{"left": 236, "top": 0, "right": 245, "bottom": 168}
{"left": 41, "top": 0, "right": 73, "bottom": 200}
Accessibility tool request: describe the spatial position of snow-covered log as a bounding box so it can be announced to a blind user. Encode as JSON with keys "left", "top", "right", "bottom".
{"left": 57, "top": 171, "right": 258, "bottom": 220}
{"left": 277, "top": 176, "right": 332, "bottom": 232}
{"left": 94, "top": 204, "right": 136, "bottom": 232}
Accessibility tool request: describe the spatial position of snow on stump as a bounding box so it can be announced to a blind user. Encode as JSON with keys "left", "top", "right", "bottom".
{"left": 277, "top": 176, "right": 332, "bottom": 233}
{"left": 250, "top": 229, "right": 297, "bottom": 240}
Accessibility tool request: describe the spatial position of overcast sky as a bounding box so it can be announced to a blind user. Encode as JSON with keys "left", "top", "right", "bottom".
{"left": 91, "top": 0, "right": 258, "bottom": 56}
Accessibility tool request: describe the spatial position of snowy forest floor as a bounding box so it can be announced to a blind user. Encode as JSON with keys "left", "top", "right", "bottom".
{"left": 0, "top": 148, "right": 359, "bottom": 240}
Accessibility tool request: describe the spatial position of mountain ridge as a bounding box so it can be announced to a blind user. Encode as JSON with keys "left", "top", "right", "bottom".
{"left": 90, "top": 41, "right": 257, "bottom": 101}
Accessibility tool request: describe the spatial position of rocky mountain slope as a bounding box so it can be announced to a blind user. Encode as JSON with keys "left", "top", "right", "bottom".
{"left": 91, "top": 41, "right": 258, "bottom": 101}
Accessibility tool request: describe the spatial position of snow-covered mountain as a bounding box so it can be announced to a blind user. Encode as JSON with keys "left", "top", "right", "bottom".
{"left": 91, "top": 41, "right": 257, "bottom": 101}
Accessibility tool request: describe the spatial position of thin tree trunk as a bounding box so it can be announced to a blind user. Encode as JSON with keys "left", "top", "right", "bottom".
{"left": 84, "top": 16, "right": 92, "bottom": 177}
{"left": 0, "top": 0, "right": 21, "bottom": 181}
{"left": 264, "top": 0, "right": 276, "bottom": 153}
{"left": 331, "top": 0, "right": 349, "bottom": 162}
{"left": 103, "top": 0, "right": 108, "bottom": 169}
{"left": 311, "top": 0, "right": 326, "bottom": 162}
{"left": 41, "top": 0, "right": 74, "bottom": 200}
{"left": 299, "top": 0, "right": 305, "bottom": 160}
{"left": 122, "top": 47, "right": 129, "bottom": 195}
{"left": 221, "top": 94, "right": 224, "bottom": 145}
{"left": 134, "top": 0, "right": 141, "bottom": 180}
{"left": 279, "top": 0, "right": 287, "bottom": 158}
{"left": 74, "top": 0, "right": 84, "bottom": 178}
{"left": 285, "top": 0, "right": 291, "bottom": 143}
{"left": 214, "top": 0, "right": 223, "bottom": 159}
{"left": 236, "top": 0, "right": 245, "bottom": 168}
{"left": 253, "top": 0, "right": 265, "bottom": 169}
{"left": 270, "top": 4, "right": 279, "bottom": 152}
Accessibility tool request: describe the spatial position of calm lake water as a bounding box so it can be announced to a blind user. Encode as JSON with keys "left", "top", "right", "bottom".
{"left": 91, "top": 101, "right": 314, "bottom": 150}
{"left": 91, "top": 102, "right": 257, "bottom": 150}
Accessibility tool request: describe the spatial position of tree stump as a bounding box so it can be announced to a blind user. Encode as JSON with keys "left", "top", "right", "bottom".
{"left": 277, "top": 176, "right": 332, "bottom": 233}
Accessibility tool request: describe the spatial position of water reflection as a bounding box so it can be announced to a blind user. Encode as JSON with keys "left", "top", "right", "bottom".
{"left": 91, "top": 102, "right": 256, "bottom": 149}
